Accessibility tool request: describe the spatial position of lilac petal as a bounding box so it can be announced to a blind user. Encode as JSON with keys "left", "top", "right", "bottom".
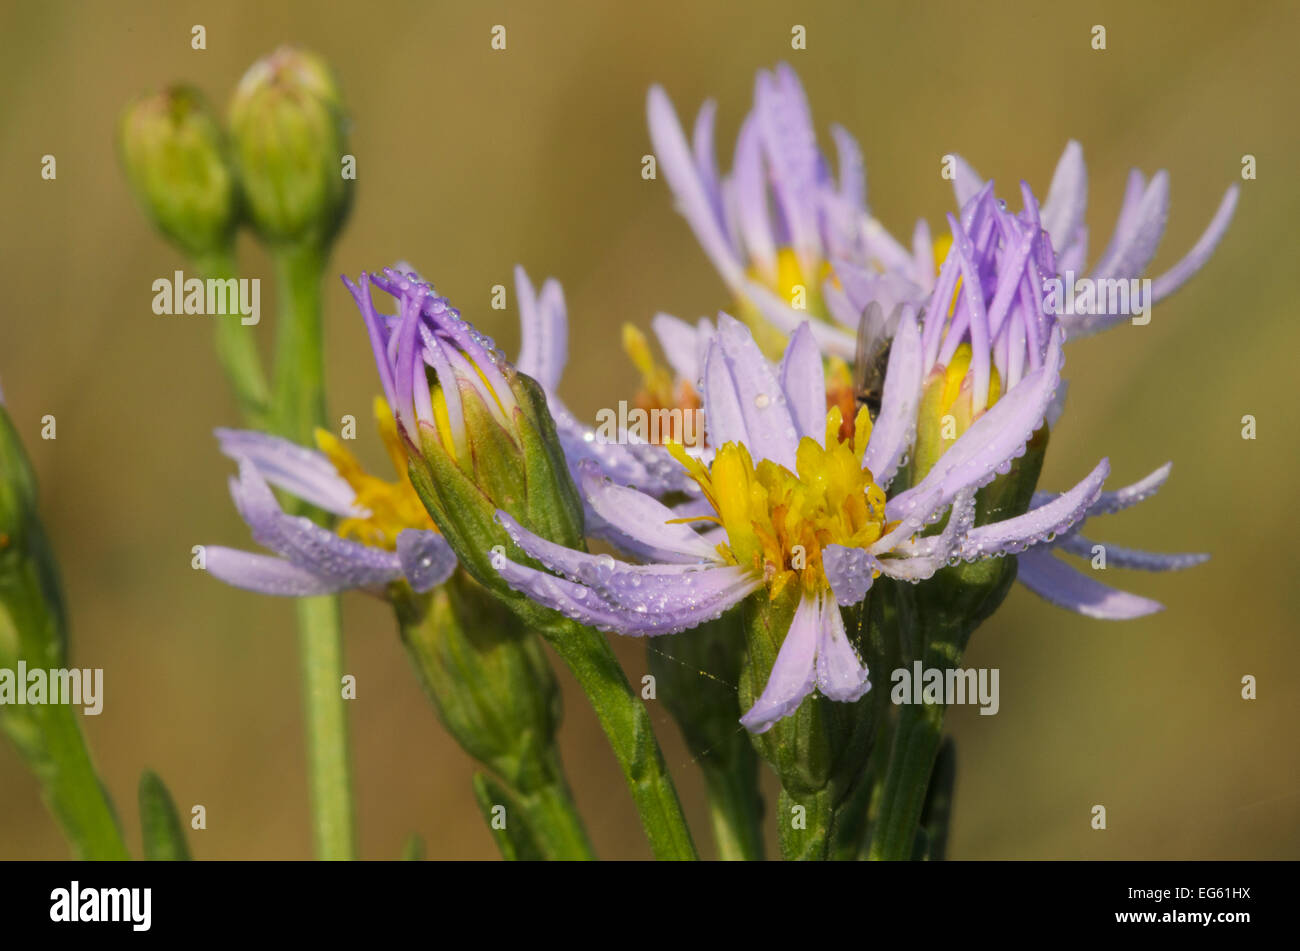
{"left": 703, "top": 315, "right": 799, "bottom": 469}
{"left": 1055, "top": 536, "right": 1209, "bottom": 572}
{"left": 1150, "top": 185, "right": 1239, "bottom": 302}
{"left": 652, "top": 313, "right": 703, "bottom": 384}
{"left": 549, "top": 400, "right": 695, "bottom": 495}
{"left": 950, "top": 153, "right": 986, "bottom": 210}
{"left": 342, "top": 273, "right": 397, "bottom": 415}
{"left": 830, "top": 124, "right": 866, "bottom": 210}
{"left": 862, "top": 306, "right": 923, "bottom": 488}
{"left": 755, "top": 64, "right": 822, "bottom": 277}
{"left": 739, "top": 279, "right": 857, "bottom": 356}
{"left": 1089, "top": 170, "right": 1169, "bottom": 284}
{"left": 205, "top": 547, "right": 341, "bottom": 596}
{"left": 577, "top": 462, "right": 721, "bottom": 563}
{"left": 823, "top": 544, "right": 876, "bottom": 606}
{"left": 780, "top": 323, "right": 827, "bottom": 444}
{"left": 1045, "top": 379, "right": 1069, "bottom": 429}
{"left": 396, "top": 529, "right": 457, "bottom": 592}
{"left": 1033, "top": 461, "right": 1171, "bottom": 517}
{"left": 1040, "top": 141, "right": 1087, "bottom": 253}
{"left": 815, "top": 595, "right": 871, "bottom": 702}
{"left": 740, "top": 591, "right": 820, "bottom": 733}
{"left": 647, "top": 85, "right": 744, "bottom": 288}
{"left": 229, "top": 459, "right": 403, "bottom": 589}
{"left": 957, "top": 458, "right": 1109, "bottom": 559}
{"left": 495, "top": 557, "right": 755, "bottom": 637}
{"left": 494, "top": 510, "right": 751, "bottom": 619}
{"left": 882, "top": 490, "right": 976, "bottom": 581}
{"left": 215, "top": 429, "right": 360, "bottom": 518}
{"left": 1016, "top": 549, "right": 1163, "bottom": 620}
{"left": 732, "top": 115, "right": 778, "bottom": 284}
{"left": 888, "top": 327, "right": 1063, "bottom": 518}
{"left": 513, "top": 266, "right": 568, "bottom": 392}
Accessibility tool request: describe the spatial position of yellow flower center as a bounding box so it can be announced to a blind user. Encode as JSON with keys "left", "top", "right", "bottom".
{"left": 667, "top": 406, "right": 890, "bottom": 599}
{"left": 314, "top": 396, "right": 435, "bottom": 549}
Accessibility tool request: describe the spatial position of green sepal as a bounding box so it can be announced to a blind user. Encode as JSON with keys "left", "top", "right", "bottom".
{"left": 138, "top": 769, "right": 191, "bottom": 861}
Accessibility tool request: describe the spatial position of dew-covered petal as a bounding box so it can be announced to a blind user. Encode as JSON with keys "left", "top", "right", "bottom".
{"left": 740, "top": 591, "right": 820, "bottom": 733}
{"left": 958, "top": 458, "right": 1108, "bottom": 559}
{"left": 228, "top": 458, "right": 403, "bottom": 588}
{"left": 1033, "top": 461, "right": 1171, "bottom": 517}
{"left": 861, "top": 305, "right": 923, "bottom": 488}
{"left": 888, "top": 328, "right": 1063, "bottom": 518}
{"left": 215, "top": 428, "right": 361, "bottom": 518}
{"left": 577, "top": 461, "right": 722, "bottom": 563}
{"left": 1055, "top": 535, "right": 1209, "bottom": 571}
{"left": 1040, "top": 141, "right": 1087, "bottom": 253}
{"left": 549, "top": 400, "right": 696, "bottom": 495}
{"left": 204, "top": 547, "right": 342, "bottom": 596}
{"left": 823, "top": 544, "right": 876, "bottom": 606}
{"left": 703, "top": 315, "right": 799, "bottom": 468}
{"left": 950, "top": 153, "right": 986, "bottom": 210}
{"left": 651, "top": 313, "right": 703, "bottom": 385}
{"left": 815, "top": 595, "right": 872, "bottom": 703}
{"left": 396, "top": 529, "right": 457, "bottom": 592}
{"left": 647, "top": 85, "right": 744, "bottom": 288}
{"left": 755, "top": 64, "right": 822, "bottom": 277}
{"left": 780, "top": 322, "right": 827, "bottom": 444}
{"left": 1016, "top": 549, "right": 1163, "bottom": 620}
{"left": 513, "top": 266, "right": 568, "bottom": 392}
{"left": 495, "top": 557, "right": 754, "bottom": 637}
{"left": 1150, "top": 185, "right": 1239, "bottom": 302}
{"left": 739, "top": 279, "right": 857, "bottom": 357}
{"left": 1089, "top": 170, "right": 1169, "bottom": 285}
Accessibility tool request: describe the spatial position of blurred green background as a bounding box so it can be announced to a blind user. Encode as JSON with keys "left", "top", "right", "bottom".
{"left": 1, "top": 0, "right": 1296, "bottom": 859}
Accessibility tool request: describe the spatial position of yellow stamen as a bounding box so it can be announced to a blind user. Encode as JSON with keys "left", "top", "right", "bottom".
{"left": 314, "top": 396, "right": 435, "bottom": 549}
{"left": 670, "top": 409, "right": 890, "bottom": 597}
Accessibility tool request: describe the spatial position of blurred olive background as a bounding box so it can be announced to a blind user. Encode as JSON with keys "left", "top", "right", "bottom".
{"left": 1, "top": 0, "right": 1296, "bottom": 860}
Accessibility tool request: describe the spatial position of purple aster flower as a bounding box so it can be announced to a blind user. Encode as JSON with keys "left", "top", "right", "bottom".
{"left": 947, "top": 141, "right": 1239, "bottom": 337}
{"left": 852, "top": 181, "right": 1207, "bottom": 619}
{"left": 204, "top": 419, "right": 455, "bottom": 597}
{"left": 491, "top": 309, "right": 1101, "bottom": 733}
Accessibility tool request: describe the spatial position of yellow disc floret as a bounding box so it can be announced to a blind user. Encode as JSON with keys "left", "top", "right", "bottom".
{"left": 314, "top": 396, "right": 435, "bottom": 549}
{"left": 667, "top": 405, "right": 891, "bottom": 599}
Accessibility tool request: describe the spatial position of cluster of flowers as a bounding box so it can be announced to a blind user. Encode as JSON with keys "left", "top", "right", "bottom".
{"left": 207, "top": 64, "right": 1234, "bottom": 734}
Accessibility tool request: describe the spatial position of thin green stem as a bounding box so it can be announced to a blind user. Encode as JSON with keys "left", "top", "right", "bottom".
{"left": 544, "top": 617, "right": 697, "bottom": 860}
{"left": 194, "top": 249, "right": 271, "bottom": 430}
{"left": 700, "top": 756, "right": 765, "bottom": 861}
{"left": 294, "top": 594, "right": 353, "bottom": 860}
{"left": 270, "top": 242, "right": 354, "bottom": 861}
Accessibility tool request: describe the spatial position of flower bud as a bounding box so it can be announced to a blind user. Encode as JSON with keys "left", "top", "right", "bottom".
{"left": 394, "top": 571, "right": 562, "bottom": 792}
{"left": 227, "top": 47, "right": 351, "bottom": 247}
{"left": 118, "top": 85, "right": 238, "bottom": 258}
{"left": 0, "top": 392, "right": 67, "bottom": 670}
{"left": 344, "top": 269, "right": 585, "bottom": 604}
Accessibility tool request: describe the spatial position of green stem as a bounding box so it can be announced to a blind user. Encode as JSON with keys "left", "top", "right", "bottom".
{"left": 701, "top": 756, "right": 765, "bottom": 861}
{"left": 194, "top": 249, "right": 271, "bottom": 430}
{"left": 544, "top": 618, "right": 697, "bottom": 860}
{"left": 868, "top": 687, "right": 946, "bottom": 861}
{"left": 515, "top": 753, "right": 596, "bottom": 860}
{"left": 294, "top": 594, "right": 353, "bottom": 860}
{"left": 271, "top": 242, "right": 354, "bottom": 861}
{"left": 0, "top": 560, "right": 128, "bottom": 859}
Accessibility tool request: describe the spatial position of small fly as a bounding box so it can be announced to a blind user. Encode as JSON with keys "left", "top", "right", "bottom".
{"left": 853, "top": 300, "right": 906, "bottom": 420}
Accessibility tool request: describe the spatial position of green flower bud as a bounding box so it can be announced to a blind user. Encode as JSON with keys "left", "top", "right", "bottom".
{"left": 227, "top": 46, "right": 352, "bottom": 247}
{"left": 117, "top": 85, "right": 238, "bottom": 258}
{"left": 394, "top": 570, "right": 562, "bottom": 791}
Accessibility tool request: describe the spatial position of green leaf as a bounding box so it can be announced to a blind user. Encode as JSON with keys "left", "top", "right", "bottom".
{"left": 138, "top": 769, "right": 191, "bottom": 861}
